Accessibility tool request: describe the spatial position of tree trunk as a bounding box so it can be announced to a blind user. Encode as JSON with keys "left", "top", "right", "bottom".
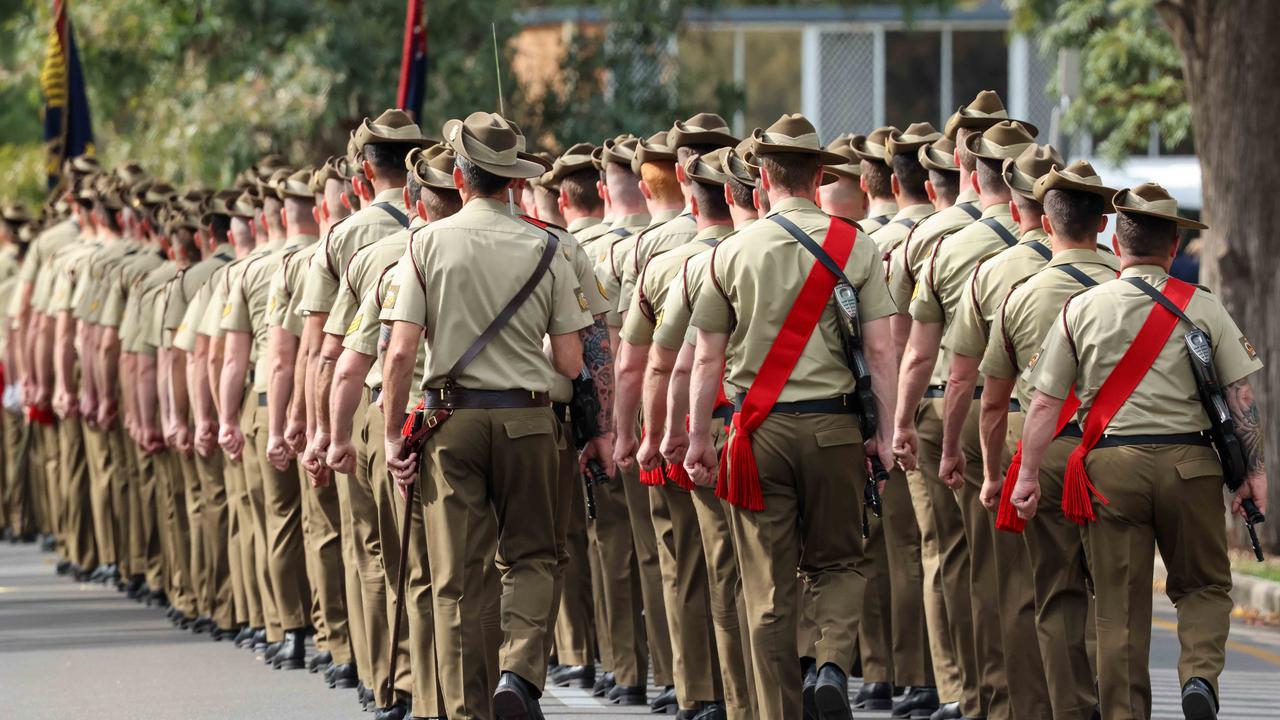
{"left": 1159, "top": 0, "right": 1280, "bottom": 551}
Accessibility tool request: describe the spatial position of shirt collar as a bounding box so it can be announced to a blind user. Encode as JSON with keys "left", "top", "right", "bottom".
{"left": 979, "top": 202, "right": 1011, "bottom": 220}
{"left": 893, "top": 202, "right": 934, "bottom": 221}
{"left": 692, "top": 224, "right": 734, "bottom": 243}
{"left": 567, "top": 216, "right": 603, "bottom": 234}
{"left": 736, "top": 218, "right": 758, "bottom": 231}
{"left": 768, "top": 197, "right": 822, "bottom": 216}
{"left": 867, "top": 199, "right": 899, "bottom": 218}
{"left": 647, "top": 207, "right": 681, "bottom": 225}
{"left": 1048, "top": 247, "right": 1114, "bottom": 268}
{"left": 409, "top": 216, "right": 428, "bottom": 230}
{"left": 286, "top": 234, "right": 319, "bottom": 249}
{"left": 612, "top": 212, "right": 650, "bottom": 229}
{"left": 956, "top": 188, "right": 979, "bottom": 205}
{"left": 1018, "top": 227, "right": 1048, "bottom": 245}
{"left": 465, "top": 197, "right": 513, "bottom": 215}
{"left": 373, "top": 187, "right": 404, "bottom": 205}
{"left": 1119, "top": 263, "right": 1170, "bottom": 280}
{"left": 208, "top": 242, "right": 233, "bottom": 258}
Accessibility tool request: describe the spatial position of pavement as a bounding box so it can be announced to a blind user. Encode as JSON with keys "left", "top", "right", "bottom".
{"left": 2, "top": 541, "right": 1279, "bottom": 719}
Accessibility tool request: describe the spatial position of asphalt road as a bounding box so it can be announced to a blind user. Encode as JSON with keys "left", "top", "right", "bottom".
{"left": 2, "top": 541, "right": 1278, "bottom": 719}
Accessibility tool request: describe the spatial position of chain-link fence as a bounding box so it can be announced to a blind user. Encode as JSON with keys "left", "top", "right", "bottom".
{"left": 815, "top": 29, "right": 878, "bottom": 141}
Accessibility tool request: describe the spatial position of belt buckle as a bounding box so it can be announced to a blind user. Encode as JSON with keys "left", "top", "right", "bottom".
{"left": 426, "top": 413, "right": 438, "bottom": 429}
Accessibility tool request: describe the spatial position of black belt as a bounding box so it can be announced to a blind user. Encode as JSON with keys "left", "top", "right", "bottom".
{"left": 552, "top": 402, "right": 569, "bottom": 423}
{"left": 712, "top": 404, "right": 734, "bottom": 425}
{"left": 423, "top": 388, "right": 550, "bottom": 410}
{"left": 368, "top": 387, "right": 381, "bottom": 404}
{"left": 924, "top": 384, "right": 981, "bottom": 400}
{"left": 1094, "top": 431, "right": 1211, "bottom": 449}
{"left": 257, "top": 392, "right": 268, "bottom": 407}
{"left": 1008, "top": 399, "right": 1022, "bottom": 413}
{"left": 732, "top": 394, "right": 858, "bottom": 415}
{"left": 1057, "top": 422, "right": 1083, "bottom": 439}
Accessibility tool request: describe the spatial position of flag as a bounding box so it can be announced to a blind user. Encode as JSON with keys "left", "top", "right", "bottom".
{"left": 396, "top": 0, "right": 428, "bottom": 121}
{"left": 40, "top": 0, "right": 95, "bottom": 191}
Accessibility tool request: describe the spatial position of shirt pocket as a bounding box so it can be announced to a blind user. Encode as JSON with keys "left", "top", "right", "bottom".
{"left": 1175, "top": 456, "right": 1223, "bottom": 481}
{"left": 503, "top": 415, "right": 559, "bottom": 448}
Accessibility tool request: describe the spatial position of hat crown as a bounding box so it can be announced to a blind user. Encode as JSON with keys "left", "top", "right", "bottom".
{"left": 371, "top": 109, "right": 418, "bottom": 132}
{"left": 679, "top": 112, "right": 731, "bottom": 133}
{"left": 640, "top": 131, "right": 674, "bottom": 153}
{"left": 761, "top": 114, "right": 820, "bottom": 144}
{"left": 685, "top": 147, "right": 731, "bottom": 186}
{"left": 1059, "top": 159, "right": 1103, "bottom": 185}
{"left": 866, "top": 125, "right": 899, "bottom": 146}
{"left": 900, "top": 122, "right": 942, "bottom": 141}
{"left": 562, "top": 142, "right": 596, "bottom": 158}
{"left": 920, "top": 137, "right": 959, "bottom": 171}
{"left": 982, "top": 120, "right": 1036, "bottom": 146}
{"left": 452, "top": 111, "right": 520, "bottom": 155}
{"left": 1013, "top": 144, "right": 1065, "bottom": 175}
{"left": 1128, "top": 181, "right": 1174, "bottom": 205}
{"left": 963, "top": 90, "right": 1007, "bottom": 118}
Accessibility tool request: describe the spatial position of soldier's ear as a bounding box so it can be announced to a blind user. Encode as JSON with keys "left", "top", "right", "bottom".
{"left": 890, "top": 174, "right": 901, "bottom": 197}
{"left": 1095, "top": 215, "right": 1107, "bottom": 233}
{"left": 362, "top": 159, "right": 376, "bottom": 184}
{"left": 1009, "top": 200, "right": 1022, "bottom": 224}
{"left": 690, "top": 194, "right": 701, "bottom": 219}
{"left": 969, "top": 171, "right": 981, "bottom": 195}
{"left": 1042, "top": 213, "right": 1053, "bottom": 236}
{"left": 675, "top": 163, "right": 688, "bottom": 186}
{"left": 858, "top": 173, "right": 869, "bottom": 194}
{"left": 311, "top": 206, "right": 321, "bottom": 226}
{"left": 722, "top": 183, "right": 733, "bottom": 207}
{"left": 340, "top": 193, "right": 353, "bottom": 211}
{"left": 557, "top": 190, "right": 568, "bottom": 216}
{"left": 452, "top": 166, "right": 465, "bottom": 192}
{"left": 925, "top": 180, "right": 937, "bottom": 204}
{"left": 416, "top": 198, "right": 429, "bottom": 221}
{"left": 402, "top": 186, "right": 411, "bottom": 208}
{"left": 1111, "top": 234, "right": 1120, "bottom": 254}
{"left": 638, "top": 180, "right": 653, "bottom": 201}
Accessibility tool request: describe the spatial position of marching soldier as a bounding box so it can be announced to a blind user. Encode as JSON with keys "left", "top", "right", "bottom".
{"left": 1012, "top": 183, "right": 1266, "bottom": 720}
{"left": 686, "top": 113, "right": 901, "bottom": 720}
{"left": 380, "top": 111, "right": 592, "bottom": 719}
{"left": 849, "top": 126, "right": 900, "bottom": 233}
{"left": 977, "top": 161, "right": 1122, "bottom": 719}
{"left": 817, "top": 135, "right": 868, "bottom": 221}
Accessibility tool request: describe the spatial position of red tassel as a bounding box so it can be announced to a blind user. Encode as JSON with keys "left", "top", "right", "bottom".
{"left": 27, "top": 404, "right": 54, "bottom": 426}
{"left": 715, "top": 440, "right": 731, "bottom": 501}
{"left": 639, "top": 465, "right": 666, "bottom": 487}
{"left": 723, "top": 429, "right": 765, "bottom": 511}
{"left": 995, "top": 444, "right": 1026, "bottom": 533}
{"left": 1060, "top": 450, "right": 1108, "bottom": 525}
{"left": 666, "top": 462, "right": 694, "bottom": 491}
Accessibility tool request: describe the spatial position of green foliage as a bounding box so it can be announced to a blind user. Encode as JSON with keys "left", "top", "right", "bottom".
{"left": 1009, "top": 0, "right": 1192, "bottom": 162}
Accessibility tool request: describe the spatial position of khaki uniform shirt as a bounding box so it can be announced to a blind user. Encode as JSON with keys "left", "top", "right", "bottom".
{"left": 73, "top": 238, "right": 133, "bottom": 323}
{"left": 547, "top": 221, "right": 612, "bottom": 403}
{"left": 1030, "top": 265, "right": 1263, "bottom": 434}
{"left": 381, "top": 197, "right": 592, "bottom": 392}
{"left": 868, "top": 202, "right": 934, "bottom": 259}
{"left": 269, "top": 241, "right": 321, "bottom": 337}
{"left": 343, "top": 262, "right": 426, "bottom": 410}
{"left": 163, "top": 244, "right": 234, "bottom": 349}
{"left": 652, "top": 219, "right": 757, "bottom": 351}
{"left": 621, "top": 224, "right": 732, "bottom": 347}
{"left": 946, "top": 227, "right": 1053, "bottom": 360}
{"left": 100, "top": 245, "right": 165, "bottom": 329}
{"left": 300, "top": 188, "right": 409, "bottom": 316}
{"left": 857, "top": 199, "right": 900, "bottom": 234}
{"left": 325, "top": 222, "right": 423, "bottom": 342}
{"left": 886, "top": 189, "right": 981, "bottom": 313}
{"left": 567, "top": 216, "right": 611, "bottom": 256}
{"left": 621, "top": 207, "right": 697, "bottom": 316}
{"left": 592, "top": 212, "right": 654, "bottom": 328}
{"left": 981, "top": 248, "right": 1120, "bottom": 406}
{"left": 175, "top": 261, "right": 232, "bottom": 353}
{"left": 124, "top": 261, "right": 178, "bottom": 355}
{"left": 221, "top": 239, "right": 288, "bottom": 393}
{"left": 604, "top": 209, "right": 679, "bottom": 326}
{"left": 0, "top": 245, "right": 20, "bottom": 283}
{"left": 20, "top": 218, "right": 79, "bottom": 286}
{"left": 691, "top": 197, "right": 896, "bottom": 402}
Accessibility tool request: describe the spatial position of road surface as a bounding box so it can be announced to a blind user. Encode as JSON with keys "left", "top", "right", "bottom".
{"left": 1, "top": 542, "right": 1277, "bottom": 719}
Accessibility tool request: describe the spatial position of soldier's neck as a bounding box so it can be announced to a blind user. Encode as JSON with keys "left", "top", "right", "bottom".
{"left": 1048, "top": 233, "right": 1099, "bottom": 254}
{"left": 978, "top": 192, "right": 1010, "bottom": 210}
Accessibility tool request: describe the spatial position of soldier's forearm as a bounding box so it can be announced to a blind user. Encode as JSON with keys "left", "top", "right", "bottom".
{"left": 613, "top": 341, "right": 646, "bottom": 438}
{"left": 268, "top": 327, "right": 299, "bottom": 438}
{"left": 138, "top": 354, "right": 159, "bottom": 430}
{"left": 207, "top": 336, "right": 225, "bottom": 416}
{"left": 218, "top": 333, "right": 252, "bottom": 427}
{"left": 582, "top": 316, "right": 614, "bottom": 433}
{"left": 642, "top": 344, "right": 676, "bottom": 443}
{"left": 98, "top": 326, "right": 121, "bottom": 399}
{"left": 1227, "top": 378, "right": 1266, "bottom": 478}
{"left": 314, "top": 333, "right": 344, "bottom": 435}
{"left": 1019, "top": 391, "right": 1066, "bottom": 479}
{"left": 979, "top": 378, "right": 1015, "bottom": 485}
{"left": 381, "top": 322, "right": 422, "bottom": 442}
{"left": 863, "top": 317, "right": 899, "bottom": 446}
{"left": 688, "top": 331, "right": 729, "bottom": 441}
{"left": 330, "top": 349, "right": 374, "bottom": 445}
{"left": 941, "top": 354, "right": 980, "bottom": 456}
{"left": 288, "top": 332, "right": 309, "bottom": 431}
{"left": 35, "top": 314, "right": 56, "bottom": 394}
{"left": 169, "top": 349, "right": 190, "bottom": 425}
{"left": 667, "top": 342, "right": 695, "bottom": 429}
{"left": 895, "top": 320, "right": 942, "bottom": 431}
{"left": 302, "top": 315, "right": 327, "bottom": 436}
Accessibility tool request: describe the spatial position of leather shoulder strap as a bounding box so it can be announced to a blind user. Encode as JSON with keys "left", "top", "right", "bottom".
{"left": 769, "top": 214, "right": 855, "bottom": 287}
{"left": 895, "top": 217, "right": 917, "bottom": 230}
{"left": 956, "top": 201, "right": 981, "bottom": 220}
{"left": 1026, "top": 239, "right": 1051, "bottom": 261}
{"left": 981, "top": 217, "right": 1018, "bottom": 247}
{"left": 1122, "top": 276, "right": 1204, "bottom": 337}
{"left": 372, "top": 202, "right": 410, "bottom": 229}
{"left": 1057, "top": 264, "right": 1102, "bottom": 289}
{"left": 445, "top": 230, "right": 559, "bottom": 381}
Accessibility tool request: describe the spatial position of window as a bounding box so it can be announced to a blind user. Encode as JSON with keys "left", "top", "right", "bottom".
{"left": 743, "top": 31, "right": 802, "bottom": 131}
{"left": 884, "top": 30, "right": 940, "bottom": 128}
{"left": 952, "top": 30, "right": 1009, "bottom": 120}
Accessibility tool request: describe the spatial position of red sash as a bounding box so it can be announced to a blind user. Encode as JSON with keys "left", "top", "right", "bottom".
{"left": 996, "top": 390, "right": 1081, "bottom": 533}
{"left": 716, "top": 217, "right": 858, "bottom": 511}
{"left": 1056, "top": 277, "right": 1195, "bottom": 525}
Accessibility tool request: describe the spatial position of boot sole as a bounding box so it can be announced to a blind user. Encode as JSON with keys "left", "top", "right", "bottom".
{"left": 609, "top": 693, "right": 647, "bottom": 706}
{"left": 1182, "top": 691, "right": 1217, "bottom": 720}
{"left": 493, "top": 686, "right": 537, "bottom": 719}
{"left": 331, "top": 677, "right": 360, "bottom": 690}
{"left": 854, "top": 698, "right": 894, "bottom": 711}
{"left": 815, "top": 683, "right": 853, "bottom": 720}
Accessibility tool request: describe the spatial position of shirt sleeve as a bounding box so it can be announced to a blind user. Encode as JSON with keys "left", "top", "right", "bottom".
{"left": 572, "top": 239, "right": 611, "bottom": 317}
{"left": 653, "top": 261, "right": 696, "bottom": 351}
{"left": 979, "top": 296, "right": 1018, "bottom": 380}
{"left": 298, "top": 231, "right": 343, "bottom": 315}
{"left": 324, "top": 252, "right": 365, "bottom": 337}
{"left": 619, "top": 276, "right": 655, "bottom": 346}
{"left": 220, "top": 261, "right": 256, "bottom": 334}
{"left": 381, "top": 242, "right": 428, "bottom": 328}
{"left": 548, "top": 251, "right": 592, "bottom": 336}
{"left": 690, "top": 247, "right": 732, "bottom": 335}
{"left": 944, "top": 271, "right": 988, "bottom": 358}
{"left": 342, "top": 280, "right": 387, "bottom": 357}
{"left": 1205, "top": 296, "right": 1265, "bottom": 385}
{"left": 908, "top": 244, "right": 946, "bottom": 324}
{"left": 1027, "top": 306, "right": 1077, "bottom": 401}
{"left": 849, "top": 236, "right": 896, "bottom": 323}
{"left": 265, "top": 262, "right": 291, "bottom": 329}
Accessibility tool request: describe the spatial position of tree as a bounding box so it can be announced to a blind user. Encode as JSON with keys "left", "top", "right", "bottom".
{"left": 1014, "top": 0, "right": 1280, "bottom": 551}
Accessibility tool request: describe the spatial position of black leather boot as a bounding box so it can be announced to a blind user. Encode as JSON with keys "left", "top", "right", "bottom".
{"left": 853, "top": 681, "right": 894, "bottom": 710}
{"left": 493, "top": 672, "right": 543, "bottom": 720}
{"left": 814, "top": 663, "right": 852, "bottom": 720}
{"left": 892, "top": 686, "right": 940, "bottom": 718}
{"left": 272, "top": 629, "right": 306, "bottom": 670}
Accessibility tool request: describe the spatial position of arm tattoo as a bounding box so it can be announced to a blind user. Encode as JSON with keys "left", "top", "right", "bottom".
{"left": 581, "top": 316, "right": 615, "bottom": 434}
{"left": 1226, "top": 379, "right": 1265, "bottom": 476}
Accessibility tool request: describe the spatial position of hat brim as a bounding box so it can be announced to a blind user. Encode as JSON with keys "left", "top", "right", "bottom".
{"left": 354, "top": 123, "right": 429, "bottom": 150}
{"left": 1113, "top": 192, "right": 1206, "bottom": 229}
{"left": 669, "top": 128, "right": 739, "bottom": 150}
{"left": 945, "top": 111, "right": 1039, "bottom": 140}
{"left": 444, "top": 131, "right": 545, "bottom": 180}
{"left": 752, "top": 139, "right": 848, "bottom": 166}
{"left": 848, "top": 139, "right": 887, "bottom": 164}
{"left": 1034, "top": 176, "right": 1118, "bottom": 211}
{"left": 1001, "top": 162, "right": 1038, "bottom": 200}
{"left": 825, "top": 162, "right": 861, "bottom": 179}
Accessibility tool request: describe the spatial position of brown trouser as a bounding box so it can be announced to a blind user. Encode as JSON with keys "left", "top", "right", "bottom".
{"left": 304, "top": 456, "right": 351, "bottom": 663}
{"left": 691, "top": 484, "right": 754, "bottom": 719}
{"left": 856, "top": 492, "right": 894, "bottom": 682}
{"left": 990, "top": 412, "right": 1051, "bottom": 719}
{"left": 107, "top": 427, "right": 132, "bottom": 577}
{"left": 195, "top": 450, "right": 235, "bottom": 630}
{"left": 224, "top": 449, "right": 258, "bottom": 628}
{"left": 419, "top": 406, "right": 561, "bottom": 720}
{"left": 249, "top": 399, "right": 310, "bottom": 631}
{"left": 239, "top": 395, "right": 280, "bottom": 639}
{"left": 881, "top": 463, "right": 932, "bottom": 687}
{"left": 38, "top": 423, "right": 62, "bottom": 551}
{"left": 588, "top": 463, "right": 647, "bottom": 686}
{"left": 83, "top": 423, "right": 116, "bottom": 566}
{"left": 551, "top": 417, "right": 595, "bottom": 667}
{"left": 1024, "top": 435, "right": 1098, "bottom": 720}
{"left": 621, "top": 462, "right": 674, "bottom": 686}
{"left": 362, "top": 399, "right": 418, "bottom": 706}
{"left": 136, "top": 444, "right": 166, "bottom": 595}
{"left": 916, "top": 399, "right": 981, "bottom": 716}
{"left": 178, "top": 450, "right": 208, "bottom": 616}
{"left": 729, "top": 413, "right": 866, "bottom": 719}
{"left": 335, "top": 466, "right": 373, "bottom": 688}
{"left": 58, "top": 419, "right": 96, "bottom": 571}
{"left": 4, "top": 410, "right": 33, "bottom": 536}
{"left": 1085, "top": 444, "right": 1231, "bottom": 720}
{"left": 652, "top": 482, "right": 720, "bottom": 708}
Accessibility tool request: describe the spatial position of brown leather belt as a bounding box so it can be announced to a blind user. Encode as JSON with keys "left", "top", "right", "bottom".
{"left": 422, "top": 388, "right": 550, "bottom": 410}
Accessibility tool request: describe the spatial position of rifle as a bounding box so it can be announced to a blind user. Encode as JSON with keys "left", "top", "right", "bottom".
{"left": 570, "top": 369, "right": 607, "bottom": 520}
{"left": 862, "top": 457, "right": 887, "bottom": 539}
{"left": 1242, "top": 498, "right": 1266, "bottom": 562}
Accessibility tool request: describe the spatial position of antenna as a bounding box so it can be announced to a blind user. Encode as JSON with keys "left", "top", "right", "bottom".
{"left": 492, "top": 22, "right": 517, "bottom": 214}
